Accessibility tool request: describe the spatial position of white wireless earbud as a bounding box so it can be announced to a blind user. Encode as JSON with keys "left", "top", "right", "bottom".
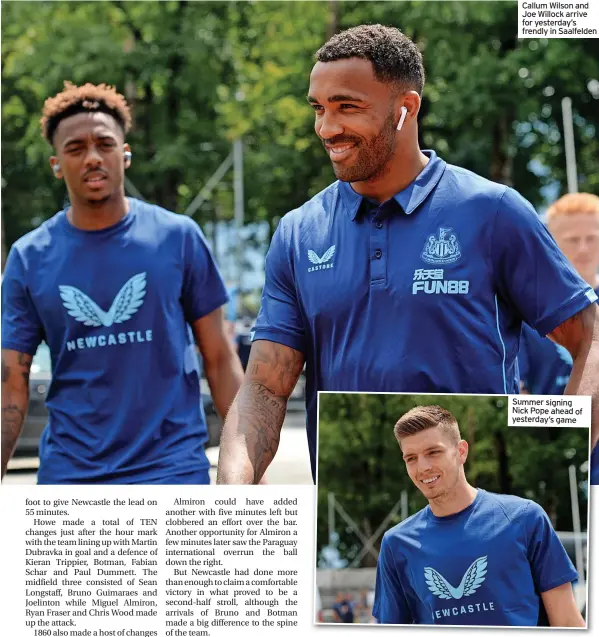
{"left": 52, "top": 163, "right": 61, "bottom": 174}
{"left": 397, "top": 106, "right": 408, "bottom": 131}
{"left": 124, "top": 150, "right": 132, "bottom": 162}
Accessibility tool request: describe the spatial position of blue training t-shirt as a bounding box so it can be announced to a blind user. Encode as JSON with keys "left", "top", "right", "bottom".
{"left": 1, "top": 198, "right": 228, "bottom": 484}
{"left": 373, "top": 489, "right": 577, "bottom": 626}
{"left": 253, "top": 151, "right": 597, "bottom": 478}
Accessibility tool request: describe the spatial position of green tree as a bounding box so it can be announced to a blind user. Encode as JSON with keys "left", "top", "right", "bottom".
{"left": 2, "top": 1, "right": 597, "bottom": 255}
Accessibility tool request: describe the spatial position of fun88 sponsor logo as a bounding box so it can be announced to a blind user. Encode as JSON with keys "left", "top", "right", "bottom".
{"left": 412, "top": 269, "right": 470, "bottom": 295}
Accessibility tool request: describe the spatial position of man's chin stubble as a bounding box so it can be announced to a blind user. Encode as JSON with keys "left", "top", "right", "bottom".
{"left": 85, "top": 193, "right": 113, "bottom": 206}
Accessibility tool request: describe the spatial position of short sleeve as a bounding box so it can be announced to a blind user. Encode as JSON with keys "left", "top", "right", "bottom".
{"left": 525, "top": 501, "right": 578, "bottom": 593}
{"left": 492, "top": 188, "right": 597, "bottom": 336}
{"left": 372, "top": 534, "right": 414, "bottom": 624}
{"left": 181, "top": 219, "right": 229, "bottom": 323}
{"left": 1, "top": 246, "right": 44, "bottom": 355}
{"left": 252, "top": 221, "right": 305, "bottom": 352}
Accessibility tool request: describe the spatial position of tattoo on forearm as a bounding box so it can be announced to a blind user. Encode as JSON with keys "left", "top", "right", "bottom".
{"left": 1, "top": 404, "right": 26, "bottom": 469}
{"left": 2, "top": 405, "right": 25, "bottom": 430}
{"left": 229, "top": 343, "right": 304, "bottom": 482}
{"left": 252, "top": 382, "right": 287, "bottom": 416}
{"left": 2, "top": 351, "right": 32, "bottom": 475}
{"left": 237, "top": 382, "right": 286, "bottom": 483}
{"left": 17, "top": 352, "right": 33, "bottom": 385}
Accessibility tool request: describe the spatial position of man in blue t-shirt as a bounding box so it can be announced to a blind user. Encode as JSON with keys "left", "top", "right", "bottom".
{"left": 518, "top": 193, "right": 599, "bottom": 482}
{"left": 332, "top": 593, "right": 355, "bottom": 623}
{"left": 373, "top": 405, "right": 584, "bottom": 627}
{"left": 216, "top": 25, "right": 599, "bottom": 485}
{"left": 1, "top": 82, "right": 244, "bottom": 484}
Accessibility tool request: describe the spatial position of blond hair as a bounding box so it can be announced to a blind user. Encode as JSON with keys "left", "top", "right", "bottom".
{"left": 546, "top": 193, "right": 599, "bottom": 223}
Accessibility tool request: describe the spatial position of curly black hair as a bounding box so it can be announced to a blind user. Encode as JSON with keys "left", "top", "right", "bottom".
{"left": 315, "top": 24, "right": 425, "bottom": 95}
{"left": 41, "top": 81, "right": 132, "bottom": 145}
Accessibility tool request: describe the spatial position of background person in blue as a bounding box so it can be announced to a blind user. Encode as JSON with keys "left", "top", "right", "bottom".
{"left": 1, "top": 82, "right": 244, "bottom": 484}
{"left": 373, "top": 405, "right": 584, "bottom": 627}
{"left": 519, "top": 192, "right": 599, "bottom": 483}
{"left": 217, "top": 24, "right": 599, "bottom": 484}
{"left": 332, "top": 592, "right": 355, "bottom": 623}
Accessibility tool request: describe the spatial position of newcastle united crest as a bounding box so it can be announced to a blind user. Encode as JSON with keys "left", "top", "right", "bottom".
{"left": 421, "top": 227, "right": 462, "bottom": 265}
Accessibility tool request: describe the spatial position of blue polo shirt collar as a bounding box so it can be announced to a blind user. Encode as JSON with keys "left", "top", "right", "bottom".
{"left": 338, "top": 150, "right": 446, "bottom": 220}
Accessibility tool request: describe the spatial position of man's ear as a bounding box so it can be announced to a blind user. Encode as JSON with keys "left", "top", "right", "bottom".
{"left": 457, "top": 439, "right": 469, "bottom": 465}
{"left": 396, "top": 90, "right": 421, "bottom": 127}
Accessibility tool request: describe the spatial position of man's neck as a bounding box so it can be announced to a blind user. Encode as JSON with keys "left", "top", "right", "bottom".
{"left": 67, "top": 193, "right": 129, "bottom": 231}
{"left": 350, "top": 145, "right": 429, "bottom": 204}
{"left": 428, "top": 482, "right": 478, "bottom": 518}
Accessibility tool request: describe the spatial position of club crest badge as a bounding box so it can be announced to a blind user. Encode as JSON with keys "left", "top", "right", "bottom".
{"left": 421, "top": 228, "right": 461, "bottom": 265}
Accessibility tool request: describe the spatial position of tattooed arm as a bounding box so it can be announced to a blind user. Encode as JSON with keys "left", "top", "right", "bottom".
{"left": 216, "top": 340, "right": 305, "bottom": 484}
{"left": 1, "top": 349, "right": 33, "bottom": 478}
{"left": 548, "top": 303, "right": 599, "bottom": 447}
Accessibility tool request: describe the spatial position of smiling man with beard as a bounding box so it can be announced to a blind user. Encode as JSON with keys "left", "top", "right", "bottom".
{"left": 1, "top": 82, "right": 243, "bottom": 484}
{"left": 216, "top": 24, "right": 599, "bottom": 486}
{"left": 372, "top": 405, "right": 584, "bottom": 627}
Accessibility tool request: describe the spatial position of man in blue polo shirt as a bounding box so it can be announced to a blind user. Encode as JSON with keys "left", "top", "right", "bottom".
{"left": 373, "top": 405, "right": 584, "bottom": 627}
{"left": 1, "top": 82, "right": 244, "bottom": 484}
{"left": 518, "top": 193, "right": 599, "bottom": 483}
{"left": 216, "top": 25, "right": 599, "bottom": 485}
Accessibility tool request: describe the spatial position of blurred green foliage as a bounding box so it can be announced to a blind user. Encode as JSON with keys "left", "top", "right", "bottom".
{"left": 2, "top": 1, "right": 598, "bottom": 252}
{"left": 317, "top": 393, "right": 588, "bottom": 566}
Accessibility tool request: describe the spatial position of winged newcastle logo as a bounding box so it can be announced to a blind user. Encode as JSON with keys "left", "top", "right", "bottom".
{"left": 308, "top": 245, "right": 336, "bottom": 265}
{"left": 59, "top": 272, "right": 147, "bottom": 328}
{"left": 424, "top": 556, "right": 487, "bottom": 600}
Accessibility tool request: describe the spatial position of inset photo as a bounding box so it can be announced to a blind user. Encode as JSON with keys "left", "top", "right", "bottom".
{"left": 315, "top": 393, "right": 589, "bottom": 628}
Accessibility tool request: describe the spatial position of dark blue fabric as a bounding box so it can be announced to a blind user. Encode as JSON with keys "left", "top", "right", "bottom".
{"left": 373, "top": 490, "right": 577, "bottom": 625}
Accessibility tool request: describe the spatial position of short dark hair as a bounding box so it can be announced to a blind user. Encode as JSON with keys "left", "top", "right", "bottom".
{"left": 315, "top": 24, "right": 425, "bottom": 95}
{"left": 41, "top": 81, "right": 132, "bottom": 145}
{"left": 394, "top": 405, "right": 461, "bottom": 446}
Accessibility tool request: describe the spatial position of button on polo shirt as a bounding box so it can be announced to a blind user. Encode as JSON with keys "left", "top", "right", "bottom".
{"left": 254, "top": 151, "right": 597, "bottom": 478}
